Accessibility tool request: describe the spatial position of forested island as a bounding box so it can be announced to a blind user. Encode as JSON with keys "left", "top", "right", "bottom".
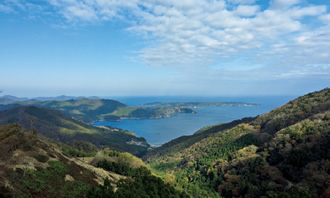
{"left": 144, "top": 101, "right": 258, "bottom": 107}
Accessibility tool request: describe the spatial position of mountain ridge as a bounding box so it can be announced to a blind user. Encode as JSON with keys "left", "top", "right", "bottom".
{"left": 0, "top": 106, "right": 149, "bottom": 156}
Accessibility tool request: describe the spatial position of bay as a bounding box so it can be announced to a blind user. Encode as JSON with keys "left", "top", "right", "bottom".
{"left": 93, "top": 96, "right": 296, "bottom": 145}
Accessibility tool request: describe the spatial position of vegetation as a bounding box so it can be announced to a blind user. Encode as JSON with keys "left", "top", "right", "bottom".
{"left": 109, "top": 106, "right": 196, "bottom": 119}
{"left": 18, "top": 160, "right": 92, "bottom": 198}
{"left": 90, "top": 161, "right": 189, "bottom": 198}
{"left": 145, "top": 117, "right": 255, "bottom": 161}
{"left": 0, "top": 124, "right": 186, "bottom": 198}
{"left": 16, "top": 98, "right": 126, "bottom": 123}
{"left": 0, "top": 124, "right": 99, "bottom": 198}
{"left": 0, "top": 106, "right": 150, "bottom": 156}
{"left": 146, "top": 88, "right": 330, "bottom": 197}
{"left": 0, "top": 88, "right": 329, "bottom": 197}
{"left": 94, "top": 148, "right": 148, "bottom": 170}
{"left": 253, "top": 88, "right": 330, "bottom": 134}
{"left": 59, "top": 141, "right": 98, "bottom": 157}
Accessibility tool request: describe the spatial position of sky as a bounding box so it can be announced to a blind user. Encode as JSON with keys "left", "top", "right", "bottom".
{"left": 0, "top": 0, "right": 329, "bottom": 97}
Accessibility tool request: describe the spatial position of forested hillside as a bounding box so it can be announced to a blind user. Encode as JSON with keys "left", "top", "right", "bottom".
{"left": 16, "top": 98, "right": 126, "bottom": 123}
{"left": 146, "top": 88, "right": 330, "bottom": 197}
{"left": 0, "top": 106, "right": 149, "bottom": 156}
{"left": 0, "top": 124, "right": 187, "bottom": 198}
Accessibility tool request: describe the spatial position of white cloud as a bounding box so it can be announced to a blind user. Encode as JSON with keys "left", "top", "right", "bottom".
{"left": 47, "top": 0, "right": 140, "bottom": 22}
{"left": 270, "top": 0, "right": 301, "bottom": 9}
{"left": 0, "top": 4, "right": 14, "bottom": 13}
{"left": 64, "top": 3, "right": 98, "bottom": 21}
{"left": 319, "top": 14, "right": 330, "bottom": 24}
{"left": 235, "top": 5, "right": 259, "bottom": 16}
{"left": 289, "top": 6, "right": 327, "bottom": 19}
{"left": 227, "top": 0, "right": 257, "bottom": 5}
{"left": 2, "top": 0, "right": 330, "bottom": 80}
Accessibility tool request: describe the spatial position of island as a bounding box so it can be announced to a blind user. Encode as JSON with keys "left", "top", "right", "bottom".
{"left": 144, "top": 101, "right": 258, "bottom": 107}
{"left": 107, "top": 106, "right": 196, "bottom": 120}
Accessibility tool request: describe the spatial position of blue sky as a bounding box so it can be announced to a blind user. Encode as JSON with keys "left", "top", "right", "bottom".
{"left": 0, "top": 0, "right": 329, "bottom": 97}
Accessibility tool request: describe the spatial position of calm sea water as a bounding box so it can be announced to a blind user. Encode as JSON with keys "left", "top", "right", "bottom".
{"left": 93, "top": 96, "right": 296, "bottom": 145}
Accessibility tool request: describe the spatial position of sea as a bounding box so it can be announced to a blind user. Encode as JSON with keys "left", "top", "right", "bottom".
{"left": 92, "top": 96, "right": 297, "bottom": 146}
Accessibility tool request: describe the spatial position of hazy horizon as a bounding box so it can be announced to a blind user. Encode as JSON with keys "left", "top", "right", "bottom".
{"left": 0, "top": 91, "right": 304, "bottom": 98}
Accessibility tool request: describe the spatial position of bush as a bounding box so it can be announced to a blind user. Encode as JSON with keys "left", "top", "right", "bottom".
{"left": 33, "top": 154, "right": 49, "bottom": 163}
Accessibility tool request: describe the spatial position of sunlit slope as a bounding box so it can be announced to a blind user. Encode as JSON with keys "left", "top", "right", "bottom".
{"left": 0, "top": 124, "right": 187, "bottom": 198}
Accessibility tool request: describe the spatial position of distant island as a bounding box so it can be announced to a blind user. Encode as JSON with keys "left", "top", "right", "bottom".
{"left": 108, "top": 106, "right": 196, "bottom": 121}
{"left": 0, "top": 94, "right": 100, "bottom": 103}
{"left": 144, "top": 101, "right": 258, "bottom": 107}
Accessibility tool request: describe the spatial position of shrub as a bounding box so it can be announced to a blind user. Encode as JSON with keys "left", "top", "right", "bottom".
{"left": 33, "top": 154, "right": 49, "bottom": 163}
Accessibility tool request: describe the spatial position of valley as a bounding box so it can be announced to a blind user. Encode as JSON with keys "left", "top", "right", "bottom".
{"left": 0, "top": 88, "right": 329, "bottom": 197}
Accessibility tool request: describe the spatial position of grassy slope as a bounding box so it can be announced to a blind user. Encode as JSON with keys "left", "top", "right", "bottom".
{"left": 146, "top": 88, "right": 330, "bottom": 197}
{"left": 0, "top": 106, "right": 149, "bottom": 156}
{"left": 109, "top": 106, "right": 139, "bottom": 117}
{"left": 0, "top": 124, "right": 124, "bottom": 197}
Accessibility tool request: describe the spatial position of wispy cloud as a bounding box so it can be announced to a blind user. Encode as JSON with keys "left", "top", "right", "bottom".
{"left": 0, "top": 4, "right": 14, "bottom": 13}
{"left": 270, "top": 0, "right": 301, "bottom": 9}
{"left": 2, "top": 0, "right": 330, "bottom": 80}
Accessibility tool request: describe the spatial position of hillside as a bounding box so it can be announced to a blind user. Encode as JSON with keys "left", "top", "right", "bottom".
{"left": 145, "top": 88, "right": 330, "bottom": 197}
{"left": 146, "top": 117, "right": 256, "bottom": 159}
{"left": 0, "top": 104, "right": 22, "bottom": 111}
{"left": 17, "top": 98, "right": 127, "bottom": 123}
{"left": 0, "top": 106, "right": 149, "bottom": 156}
{"left": 0, "top": 124, "right": 187, "bottom": 198}
{"left": 0, "top": 97, "right": 13, "bottom": 105}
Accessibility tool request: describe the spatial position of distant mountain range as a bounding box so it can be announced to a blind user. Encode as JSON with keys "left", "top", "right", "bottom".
{"left": 0, "top": 94, "right": 100, "bottom": 103}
